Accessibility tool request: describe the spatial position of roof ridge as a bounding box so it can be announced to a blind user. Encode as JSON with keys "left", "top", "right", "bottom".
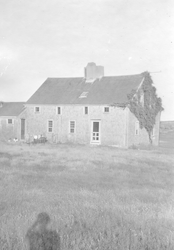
{"left": 103, "top": 73, "right": 142, "bottom": 78}
{"left": 47, "top": 77, "right": 84, "bottom": 79}
{"left": 46, "top": 74, "right": 143, "bottom": 80}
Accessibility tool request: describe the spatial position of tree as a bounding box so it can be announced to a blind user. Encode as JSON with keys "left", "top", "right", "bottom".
{"left": 127, "top": 71, "right": 163, "bottom": 144}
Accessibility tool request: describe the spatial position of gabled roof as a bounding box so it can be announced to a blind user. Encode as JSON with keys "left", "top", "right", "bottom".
{"left": 0, "top": 102, "right": 25, "bottom": 116}
{"left": 26, "top": 74, "right": 144, "bottom": 105}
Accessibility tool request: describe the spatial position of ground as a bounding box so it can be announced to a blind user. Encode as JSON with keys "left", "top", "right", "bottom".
{"left": 0, "top": 125, "right": 174, "bottom": 249}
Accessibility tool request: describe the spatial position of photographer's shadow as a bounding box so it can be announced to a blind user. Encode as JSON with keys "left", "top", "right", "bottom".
{"left": 26, "top": 212, "right": 60, "bottom": 250}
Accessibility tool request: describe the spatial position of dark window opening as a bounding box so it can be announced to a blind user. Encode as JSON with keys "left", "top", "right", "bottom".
{"left": 85, "top": 107, "right": 88, "bottom": 115}
{"left": 57, "top": 107, "right": 61, "bottom": 115}
{"left": 104, "top": 107, "right": 109, "bottom": 113}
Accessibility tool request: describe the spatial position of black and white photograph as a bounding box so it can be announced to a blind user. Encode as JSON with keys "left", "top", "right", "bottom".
{"left": 0, "top": 0, "right": 173, "bottom": 249}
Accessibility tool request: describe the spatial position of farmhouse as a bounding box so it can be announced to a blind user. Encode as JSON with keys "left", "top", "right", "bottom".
{"left": 0, "top": 102, "right": 25, "bottom": 141}
{"left": 24, "top": 62, "right": 161, "bottom": 147}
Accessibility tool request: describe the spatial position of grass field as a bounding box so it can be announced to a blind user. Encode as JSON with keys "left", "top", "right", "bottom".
{"left": 0, "top": 131, "right": 174, "bottom": 249}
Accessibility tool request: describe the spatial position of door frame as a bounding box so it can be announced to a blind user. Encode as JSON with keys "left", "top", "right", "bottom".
{"left": 21, "top": 118, "right": 25, "bottom": 140}
{"left": 90, "top": 120, "right": 101, "bottom": 144}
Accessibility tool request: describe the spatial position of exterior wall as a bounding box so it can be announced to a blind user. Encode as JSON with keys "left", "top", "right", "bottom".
{"left": 24, "top": 105, "right": 128, "bottom": 147}
{"left": 127, "top": 110, "right": 148, "bottom": 147}
{"left": 0, "top": 116, "right": 19, "bottom": 140}
{"left": 127, "top": 110, "right": 161, "bottom": 147}
{"left": 151, "top": 112, "right": 161, "bottom": 146}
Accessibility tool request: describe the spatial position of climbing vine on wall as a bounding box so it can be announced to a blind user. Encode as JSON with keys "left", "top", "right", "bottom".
{"left": 127, "top": 71, "right": 163, "bottom": 143}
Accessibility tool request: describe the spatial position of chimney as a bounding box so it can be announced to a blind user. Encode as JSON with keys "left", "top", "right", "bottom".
{"left": 84, "top": 62, "right": 104, "bottom": 80}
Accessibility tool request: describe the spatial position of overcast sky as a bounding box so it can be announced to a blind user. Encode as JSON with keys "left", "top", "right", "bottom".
{"left": 0, "top": 0, "right": 173, "bottom": 120}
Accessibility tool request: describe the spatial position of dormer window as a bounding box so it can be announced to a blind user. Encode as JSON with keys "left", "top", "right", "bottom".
{"left": 79, "top": 92, "right": 88, "bottom": 98}
{"left": 104, "top": 107, "right": 109, "bottom": 113}
{"left": 35, "top": 106, "right": 40, "bottom": 113}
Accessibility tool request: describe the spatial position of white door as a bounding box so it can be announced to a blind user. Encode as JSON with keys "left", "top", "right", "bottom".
{"left": 91, "top": 120, "right": 101, "bottom": 144}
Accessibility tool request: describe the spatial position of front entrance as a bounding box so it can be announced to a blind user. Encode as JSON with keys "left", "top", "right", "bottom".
{"left": 21, "top": 119, "right": 25, "bottom": 140}
{"left": 91, "top": 120, "right": 101, "bottom": 144}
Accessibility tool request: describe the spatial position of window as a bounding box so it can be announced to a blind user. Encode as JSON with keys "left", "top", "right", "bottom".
{"left": 84, "top": 106, "right": 88, "bottom": 115}
{"left": 48, "top": 120, "right": 53, "bottom": 133}
{"left": 70, "top": 121, "right": 75, "bottom": 133}
{"left": 57, "top": 107, "right": 61, "bottom": 115}
{"left": 7, "top": 119, "right": 13, "bottom": 125}
{"left": 35, "top": 107, "right": 40, "bottom": 113}
{"left": 104, "top": 107, "right": 109, "bottom": 113}
{"left": 79, "top": 92, "right": 88, "bottom": 98}
{"left": 135, "top": 121, "right": 140, "bottom": 135}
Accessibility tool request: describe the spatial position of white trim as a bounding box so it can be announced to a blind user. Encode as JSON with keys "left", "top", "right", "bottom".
{"left": 0, "top": 116, "right": 16, "bottom": 118}
{"left": 25, "top": 104, "right": 122, "bottom": 107}
{"left": 131, "top": 77, "right": 145, "bottom": 100}
{"left": 125, "top": 107, "right": 129, "bottom": 148}
{"left": 137, "top": 77, "right": 145, "bottom": 92}
{"left": 69, "top": 120, "right": 76, "bottom": 134}
{"left": 47, "top": 120, "right": 54, "bottom": 133}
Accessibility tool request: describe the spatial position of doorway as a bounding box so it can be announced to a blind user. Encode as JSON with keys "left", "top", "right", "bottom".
{"left": 91, "top": 120, "right": 101, "bottom": 144}
{"left": 21, "top": 119, "right": 25, "bottom": 140}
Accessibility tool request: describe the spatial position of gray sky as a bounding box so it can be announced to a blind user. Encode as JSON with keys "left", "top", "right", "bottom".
{"left": 0, "top": 0, "right": 173, "bottom": 120}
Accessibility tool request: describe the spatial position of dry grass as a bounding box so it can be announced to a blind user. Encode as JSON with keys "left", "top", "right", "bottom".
{"left": 0, "top": 140, "right": 174, "bottom": 249}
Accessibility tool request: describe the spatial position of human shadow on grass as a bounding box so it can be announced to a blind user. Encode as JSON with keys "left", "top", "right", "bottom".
{"left": 26, "top": 212, "right": 60, "bottom": 250}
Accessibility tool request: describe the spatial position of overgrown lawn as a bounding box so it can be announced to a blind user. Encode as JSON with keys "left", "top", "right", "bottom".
{"left": 0, "top": 141, "right": 174, "bottom": 249}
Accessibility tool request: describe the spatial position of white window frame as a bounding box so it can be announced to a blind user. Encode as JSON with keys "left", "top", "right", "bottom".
{"left": 104, "top": 106, "right": 110, "bottom": 113}
{"left": 135, "top": 121, "right": 140, "bottom": 135}
{"left": 57, "top": 106, "right": 62, "bottom": 115}
{"left": 69, "top": 120, "right": 76, "bottom": 134}
{"left": 84, "top": 106, "right": 88, "bottom": 115}
{"left": 34, "top": 106, "right": 40, "bottom": 113}
{"left": 7, "top": 118, "right": 14, "bottom": 125}
{"left": 47, "top": 120, "right": 53, "bottom": 133}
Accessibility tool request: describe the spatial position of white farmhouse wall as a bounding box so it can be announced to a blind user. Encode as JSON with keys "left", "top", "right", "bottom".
{"left": 25, "top": 105, "right": 127, "bottom": 147}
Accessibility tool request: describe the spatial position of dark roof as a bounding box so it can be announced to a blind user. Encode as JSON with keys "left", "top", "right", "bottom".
{"left": 26, "top": 74, "right": 144, "bottom": 105}
{"left": 0, "top": 102, "right": 25, "bottom": 116}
